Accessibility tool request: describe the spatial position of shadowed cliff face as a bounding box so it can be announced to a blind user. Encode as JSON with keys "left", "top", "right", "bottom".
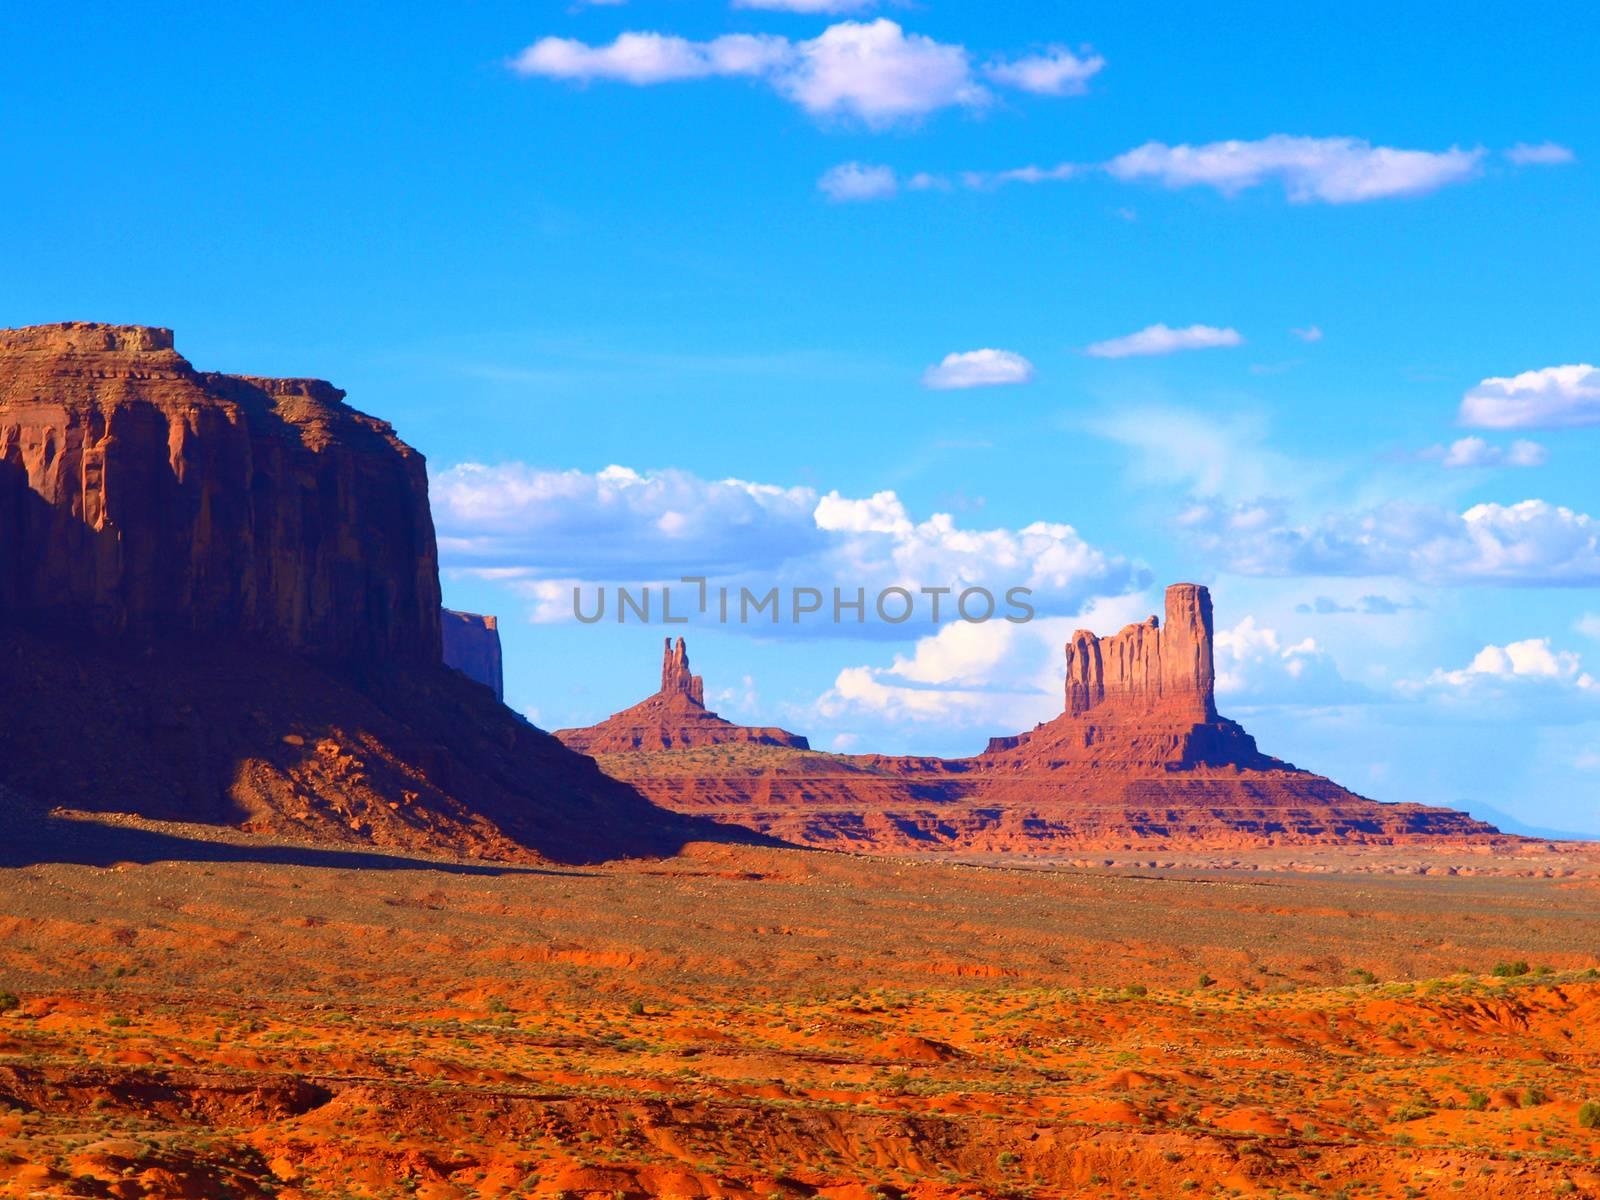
{"left": 0, "top": 322, "right": 441, "bottom": 663}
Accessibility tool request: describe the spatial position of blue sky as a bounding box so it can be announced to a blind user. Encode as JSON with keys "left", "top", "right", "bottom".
{"left": 5, "top": 2, "right": 1599, "bottom": 832}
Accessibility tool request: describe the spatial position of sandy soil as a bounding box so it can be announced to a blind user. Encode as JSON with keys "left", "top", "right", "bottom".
{"left": 3, "top": 813, "right": 1599, "bottom": 1198}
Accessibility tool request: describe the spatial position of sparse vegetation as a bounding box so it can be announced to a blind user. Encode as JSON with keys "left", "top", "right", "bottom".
{"left": 1492, "top": 961, "right": 1532, "bottom": 978}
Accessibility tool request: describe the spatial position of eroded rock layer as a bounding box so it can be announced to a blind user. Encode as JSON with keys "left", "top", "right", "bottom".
{"left": 585, "top": 587, "right": 1506, "bottom": 852}
{"left": 557, "top": 638, "right": 810, "bottom": 753}
{"left": 0, "top": 323, "right": 440, "bottom": 662}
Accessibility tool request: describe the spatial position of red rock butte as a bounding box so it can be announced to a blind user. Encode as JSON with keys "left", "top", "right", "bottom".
{"left": 557, "top": 637, "right": 810, "bottom": 753}
{"left": 581, "top": 586, "right": 1505, "bottom": 852}
{"left": 0, "top": 323, "right": 732, "bottom": 863}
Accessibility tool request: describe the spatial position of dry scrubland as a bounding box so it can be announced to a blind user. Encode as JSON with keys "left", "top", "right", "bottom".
{"left": 3, "top": 816, "right": 1600, "bottom": 1198}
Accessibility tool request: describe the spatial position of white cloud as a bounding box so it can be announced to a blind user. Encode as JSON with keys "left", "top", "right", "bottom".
{"left": 1104, "top": 135, "right": 1485, "bottom": 203}
{"left": 515, "top": 20, "right": 989, "bottom": 125}
{"left": 1419, "top": 436, "right": 1547, "bottom": 469}
{"left": 1214, "top": 616, "right": 1367, "bottom": 707}
{"left": 816, "top": 617, "right": 1072, "bottom": 728}
{"left": 1505, "top": 141, "right": 1576, "bottom": 166}
{"left": 1579, "top": 614, "right": 1600, "bottom": 641}
{"left": 962, "top": 162, "right": 1077, "bottom": 189}
{"left": 1459, "top": 364, "right": 1600, "bottom": 430}
{"left": 983, "top": 46, "right": 1104, "bottom": 96}
{"left": 776, "top": 19, "right": 987, "bottom": 125}
{"left": 514, "top": 20, "right": 1110, "bottom": 126}
{"left": 511, "top": 31, "right": 791, "bottom": 84}
{"left": 1084, "top": 323, "right": 1243, "bottom": 359}
{"left": 733, "top": 0, "right": 875, "bottom": 10}
{"left": 1180, "top": 498, "right": 1600, "bottom": 586}
{"left": 1425, "top": 638, "right": 1595, "bottom": 691}
{"left": 922, "top": 348, "right": 1036, "bottom": 390}
{"left": 1291, "top": 325, "right": 1323, "bottom": 342}
{"left": 817, "top": 161, "right": 897, "bottom": 201}
{"left": 432, "top": 463, "right": 1143, "bottom": 637}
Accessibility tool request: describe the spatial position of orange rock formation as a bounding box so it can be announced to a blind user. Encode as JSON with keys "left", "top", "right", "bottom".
{"left": 584, "top": 586, "right": 1505, "bottom": 852}
{"left": 0, "top": 323, "right": 724, "bottom": 862}
{"left": 557, "top": 637, "right": 809, "bottom": 753}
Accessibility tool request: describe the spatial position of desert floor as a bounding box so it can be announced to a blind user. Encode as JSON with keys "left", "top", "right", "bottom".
{"left": 2, "top": 812, "right": 1599, "bottom": 1199}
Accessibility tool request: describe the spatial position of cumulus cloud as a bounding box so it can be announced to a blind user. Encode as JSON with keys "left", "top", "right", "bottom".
{"left": 983, "top": 46, "right": 1104, "bottom": 96}
{"left": 432, "top": 463, "right": 1143, "bottom": 638}
{"left": 514, "top": 20, "right": 1110, "bottom": 126}
{"left": 1505, "top": 141, "right": 1576, "bottom": 166}
{"left": 512, "top": 31, "right": 791, "bottom": 84}
{"left": 817, "top": 161, "right": 897, "bottom": 201}
{"left": 1418, "top": 437, "right": 1548, "bottom": 469}
{"left": 776, "top": 19, "right": 987, "bottom": 124}
{"left": 1459, "top": 364, "right": 1600, "bottom": 430}
{"left": 1104, "top": 135, "right": 1484, "bottom": 203}
{"left": 1291, "top": 325, "right": 1323, "bottom": 343}
{"left": 1424, "top": 639, "right": 1596, "bottom": 691}
{"left": 1084, "top": 323, "right": 1243, "bottom": 359}
{"left": 1179, "top": 498, "right": 1600, "bottom": 587}
{"left": 1214, "top": 617, "right": 1367, "bottom": 707}
{"left": 921, "top": 348, "right": 1036, "bottom": 390}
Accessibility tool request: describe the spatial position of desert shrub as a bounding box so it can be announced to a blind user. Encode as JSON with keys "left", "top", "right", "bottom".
{"left": 1125, "top": 984, "right": 1148, "bottom": 997}
{"left": 1493, "top": 961, "right": 1531, "bottom": 978}
{"left": 106, "top": 1015, "right": 130, "bottom": 1028}
{"left": 1578, "top": 1101, "right": 1600, "bottom": 1129}
{"left": 1196, "top": 973, "right": 1215, "bottom": 989}
{"left": 997, "top": 1151, "right": 1020, "bottom": 1167}
{"left": 1467, "top": 1091, "right": 1489, "bottom": 1111}
{"left": 1522, "top": 1086, "right": 1548, "bottom": 1107}
{"left": 1350, "top": 968, "right": 1378, "bottom": 985}
{"left": 627, "top": 999, "right": 645, "bottom": 1016}
{"left": 0, "top": 992, "right": 18, "bottom": 1013}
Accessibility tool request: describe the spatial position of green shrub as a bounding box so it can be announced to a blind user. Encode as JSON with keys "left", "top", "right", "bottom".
{"left": 0, "top": 992, "right": 19, "bottom": 1013}
{"left": 1578, "top": 1101, "right": 1600, "bottom": 1129}
{"left": 1467, "top": 1091, "right": 1489, "bottom": 1111}
{"left": 1493, "top": 961, "right": 1531, "bottom": 978}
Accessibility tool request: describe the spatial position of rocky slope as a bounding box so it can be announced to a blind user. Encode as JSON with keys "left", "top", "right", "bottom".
{"left": 557, "top": 637, "right": 810, "bottom": 753}
{"left": 586, "top": 587, "right": 1506, "bottom": 852}
{"left": 0, "top": 323, "right": 726, "bottom": 863}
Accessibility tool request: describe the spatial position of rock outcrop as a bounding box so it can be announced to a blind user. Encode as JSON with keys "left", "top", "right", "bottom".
{"left": 584, "top": 586, "right": 1506, "bottom": 853}
{"left": 0, "top": 323, "right": 733, "bottom": 863}
{"left": 0, "top": 323, "right": 440, "bottom": 662}
{"left": 557, "top": 638, "right": 810, "bottom": 754}
{"left": 442, "top": 609, "right": 504, "bottom": 701}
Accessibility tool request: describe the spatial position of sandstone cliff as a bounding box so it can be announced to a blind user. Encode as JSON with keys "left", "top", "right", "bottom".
{"left": 0, "top": 323, "right": 440, "bottom": 662}
{"left": 442, "top": 609, "right": 504, "bottom": 701}
{"left": 0, "top": 323, "right": 730, "bottom": 863}
{"left": 557, "top": 638, "right": 810, "bottom": 753}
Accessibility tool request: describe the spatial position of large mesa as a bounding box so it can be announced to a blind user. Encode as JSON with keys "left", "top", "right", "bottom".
{"left": 0, "top": 322, "right": 723, "bottom": 863}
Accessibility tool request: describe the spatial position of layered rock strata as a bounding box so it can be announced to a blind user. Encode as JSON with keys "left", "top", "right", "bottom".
{"left": 581, "top": 587, "right": 1505, "bottom": 852}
